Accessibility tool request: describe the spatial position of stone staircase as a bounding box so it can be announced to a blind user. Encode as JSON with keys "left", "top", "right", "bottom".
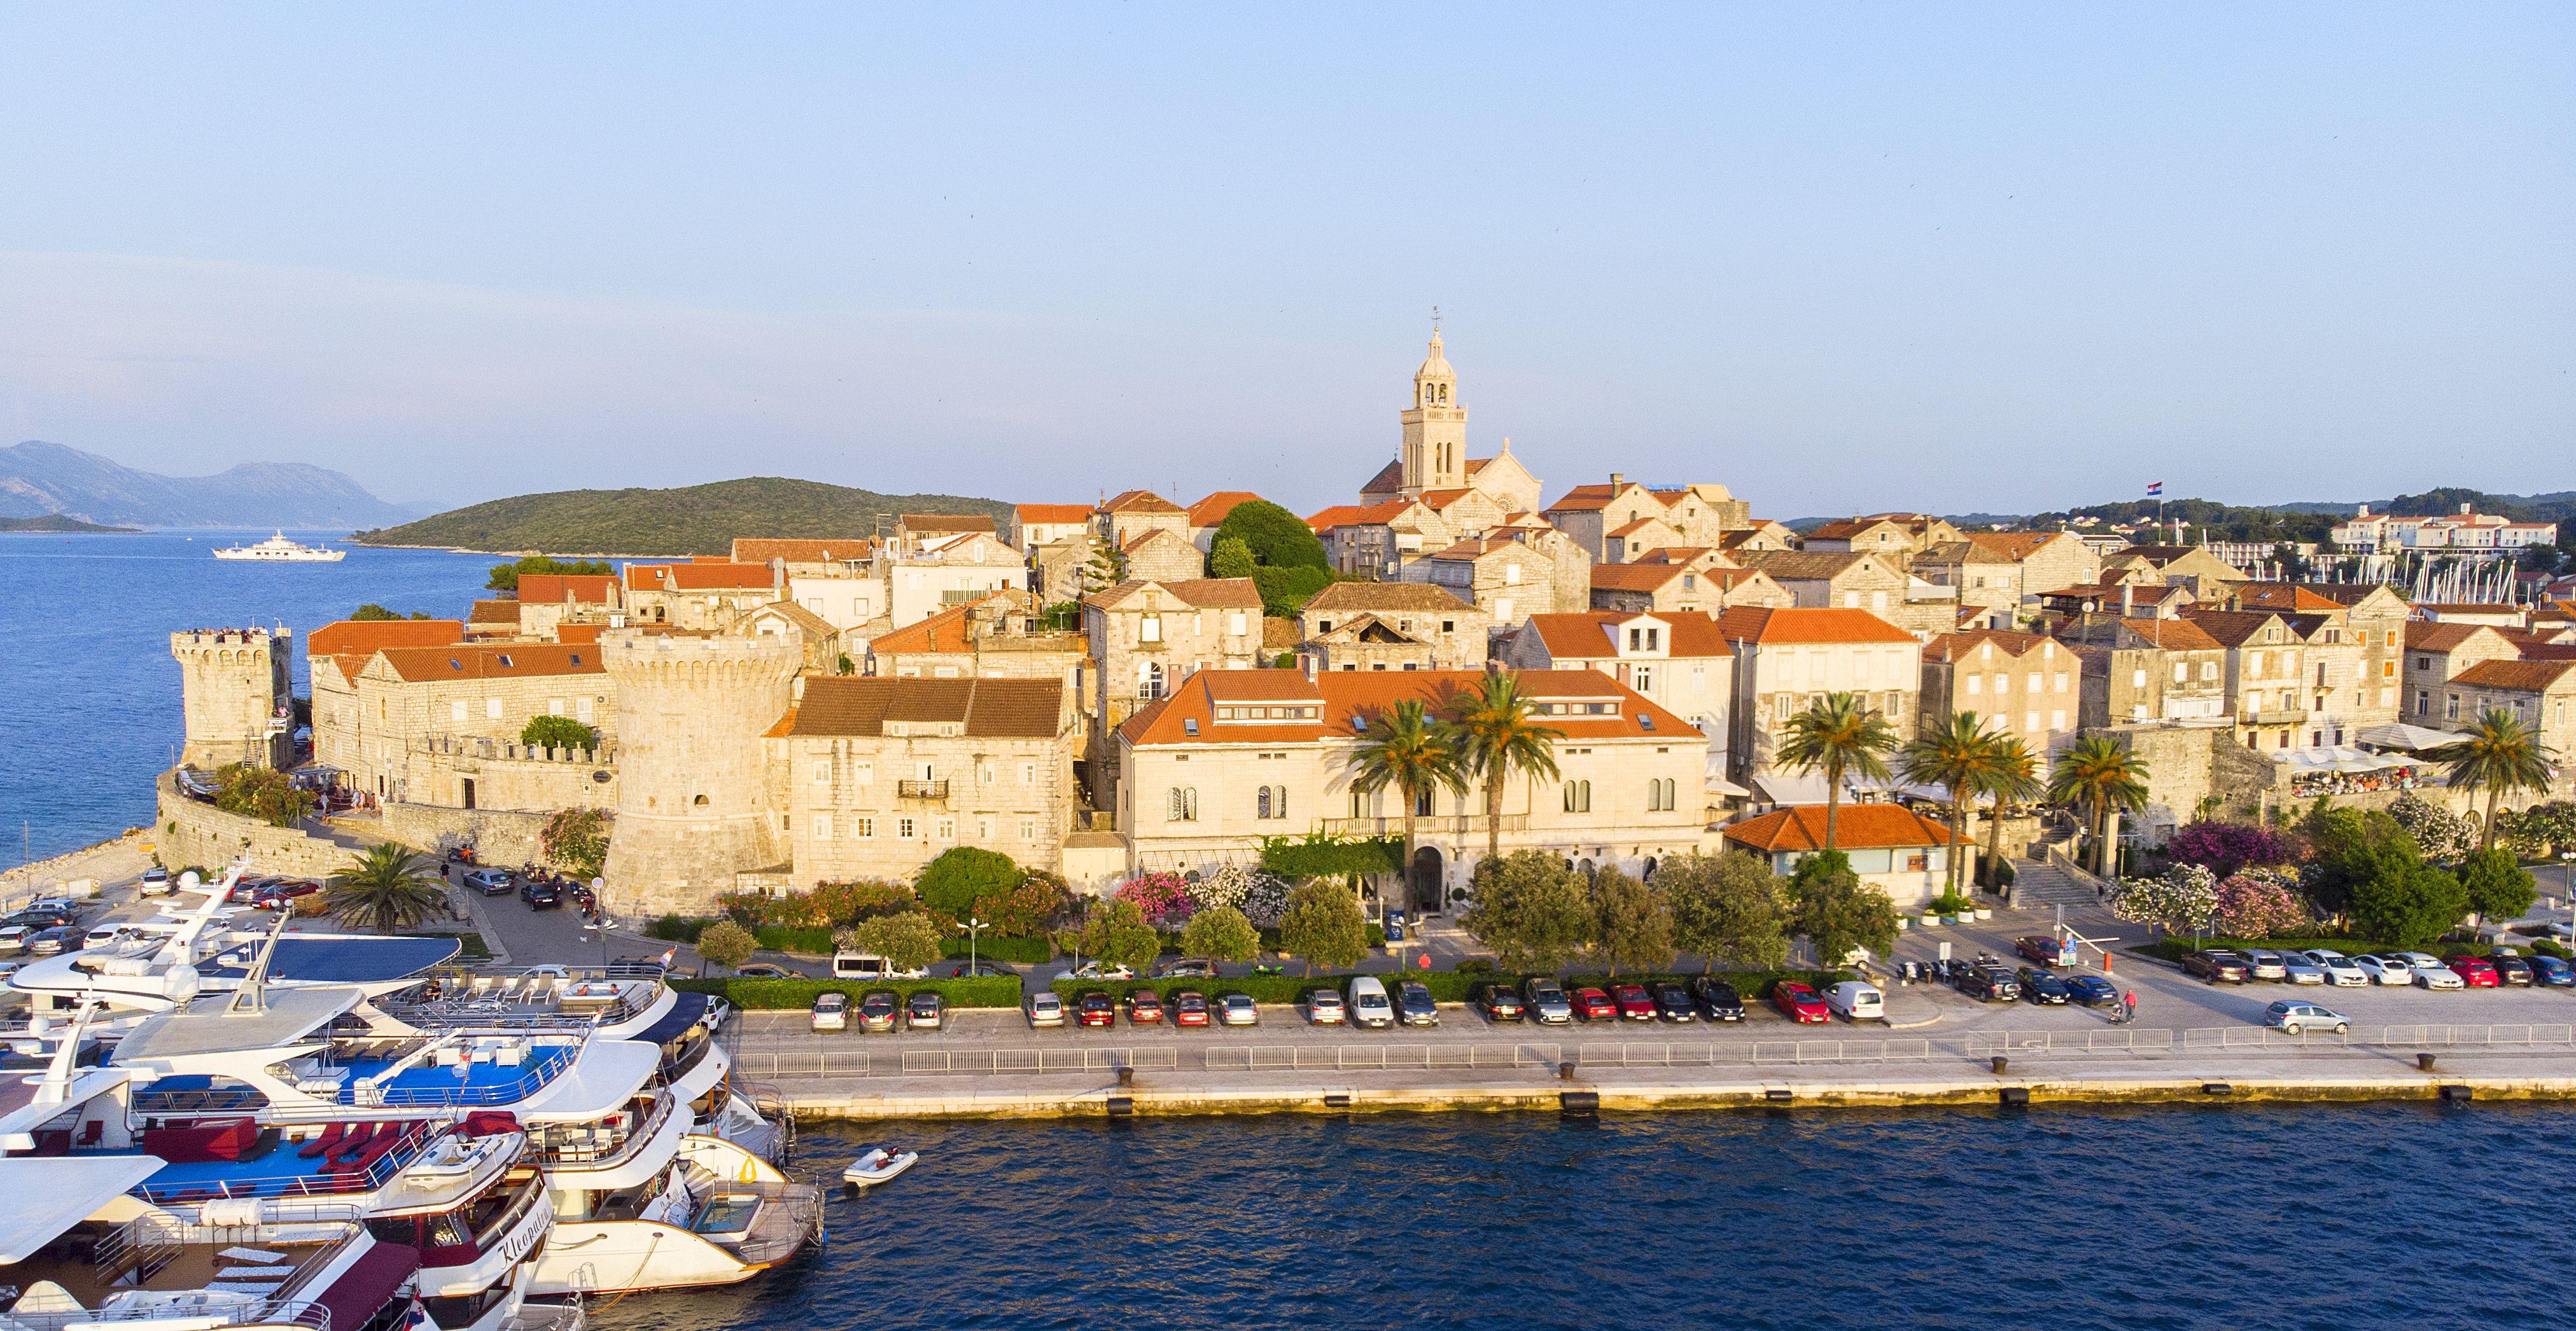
{"left": 2009, "top": 856, "right": 2103, "bottom": 912}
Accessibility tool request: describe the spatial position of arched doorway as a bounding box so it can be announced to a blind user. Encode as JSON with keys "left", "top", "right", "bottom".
{"left": 1408, "top": 846, "right": 1444, "bottom": 914}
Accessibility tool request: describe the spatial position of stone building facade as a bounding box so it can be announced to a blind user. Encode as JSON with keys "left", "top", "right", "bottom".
{"left": 1918, "top": 630, "right": 2085, "bottom": 756}
{"left": 1714, "top": 608, "right": 1922, "bottom": 788}
{"left": 171, "top": 628, "right": 295, "bottom": 770}
{"left": 1296, "top": 582, "right": 1488, "bottom": 669}
{"left": 599, "top": 631, "right": 801, "bottom": 916}
{"left": 1081, "top": 577, "right": 1266, "bottom": 804}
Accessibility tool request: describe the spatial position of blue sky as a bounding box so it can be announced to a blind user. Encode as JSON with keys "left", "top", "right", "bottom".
{"left": 1, "top": 4, "right": 2568, "bottom": 517}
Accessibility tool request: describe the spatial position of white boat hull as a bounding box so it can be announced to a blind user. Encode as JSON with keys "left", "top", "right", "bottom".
{"left": 842, "top": 1148, "right": 917, "bottom": 1187}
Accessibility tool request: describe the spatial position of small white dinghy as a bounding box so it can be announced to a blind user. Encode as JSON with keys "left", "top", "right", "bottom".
{"left": 843, "top": 1146, "right": 919, "bottom": 1188}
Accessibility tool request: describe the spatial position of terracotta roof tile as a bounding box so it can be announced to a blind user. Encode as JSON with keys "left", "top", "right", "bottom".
{"left": 1357, "top": 459, "right": 1406, "bottom": 495}
{"left": 468, "top": 599, "right": 522, "bottom": 625}
{"left": 729, "top": 539, "right": 874, "bottom": 566}
{"left": 307, "top": 619, "right": 466, "bottom": 657}
{"left": 1521, "top": 611, "right": 1733, "bottom": 660}
{"left": 1733, "top": 550, "right": 1885, "bottom": 581}
{"left": 1100, "top": 490, "right": 1185, "bottom": 515}
{"left": 1303, "top": 582, "right": 1477, "bottom": 614}
{"left": 1079, "top": 578, "right": 1264, "bottom": 611}
{"left": 1590, "top": 563, "right": 1688, "bottom": 592}
{"left": 1712, "top": 607, "right": 1915, "bottom": 645}
{"left": 1923, "top": 629, "right": 2056, "bottom": 662}
{"left": 2453, "top": 659, "right": 2576, "bottom": 692}
{"left": 1722, "top": 804, "right": 1959, "bottom": 853}
{"left": 626, "top": 562, "right": 776, "bottom": 592}
{"left": 1014, "top": 504, "right": 1094, "bottom": 525}
{"left": 375, "top": 643, "right": 604, "bottom": 681}
{"left": 1186, "top": 491, "right": 1266, "bottom": 527}
{"left": 2114, "top": 618, "right": 2224, "bottom": 652}
{"left": 785, "top": 675, "right": 1066, "bottom": 738}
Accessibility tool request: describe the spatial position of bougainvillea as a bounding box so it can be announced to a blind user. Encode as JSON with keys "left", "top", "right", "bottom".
{"left": 2164, "top": 820, "right": 2300, "bottom": 881}
{"left": 1114, "top": 871, "right": 1198, "bottom": 926}
{"left": 2212, "top": 867, "right": 2311, "bottom": 939}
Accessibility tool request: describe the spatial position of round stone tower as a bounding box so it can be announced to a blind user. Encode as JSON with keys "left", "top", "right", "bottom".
{"left": 599, "top": 630, "right": 801, "bottom": 917}
{"left": 169, "top": 627, "right": 294, "bottom": 770}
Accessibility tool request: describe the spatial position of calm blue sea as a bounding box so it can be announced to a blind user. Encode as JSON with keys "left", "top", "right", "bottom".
{"left": 596, "top": 1106, "right": 2574, "bottom": 1331}
{"left": 0, "top": 529, "right": 494, "bottom": 863}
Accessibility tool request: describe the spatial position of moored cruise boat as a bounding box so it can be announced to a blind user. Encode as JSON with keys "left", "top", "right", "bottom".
{"left": 213, "top": 532, "right": 346, "bottom": 562}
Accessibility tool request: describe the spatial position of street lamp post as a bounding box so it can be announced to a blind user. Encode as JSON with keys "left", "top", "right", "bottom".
{"left": 2562, "top": 851, "right": 2575, "bottom": 944}
{"left": 967, "top": 916, "right": 986, "bottom": 977}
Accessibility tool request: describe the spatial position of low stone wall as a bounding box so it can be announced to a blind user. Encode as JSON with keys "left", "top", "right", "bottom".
{"left": 373, "top": 802, "right": 558, "bottom": 868}
{"left": 155, "top": 770, "right": 352, "bottom": 879}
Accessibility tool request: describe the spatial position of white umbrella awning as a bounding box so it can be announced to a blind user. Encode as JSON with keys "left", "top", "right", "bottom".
{"left": 2356, "top": 723, "right": 2461, "bottom": 753}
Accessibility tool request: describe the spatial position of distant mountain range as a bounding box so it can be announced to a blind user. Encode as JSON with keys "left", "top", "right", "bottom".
{"left": 0, "top": 441, "right": 426, "bottom": 529}
{"left": 353, "top": 476, "right": 1016, "bottom": 556}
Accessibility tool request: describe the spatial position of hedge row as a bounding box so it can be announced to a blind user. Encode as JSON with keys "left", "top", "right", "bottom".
{"left": 673, "top": 976, "right": 1024, "bottom": 1009}
{"left": 1047, "top": 969, "right": 1856, "bottom": 1006}
{"left": 701, "top": 922, "right": 1053, "bottom": 963}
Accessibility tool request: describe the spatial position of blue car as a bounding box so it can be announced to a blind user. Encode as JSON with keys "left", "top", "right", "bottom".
{"left": 2064, "top": 975, "right": 2122, "bottom": 1007}
{"left": 2527, "top": 954, "right": 2576, "bottom": 987}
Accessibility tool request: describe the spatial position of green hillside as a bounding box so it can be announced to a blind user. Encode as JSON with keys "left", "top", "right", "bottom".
{"left": 0, "top": 514, "right": 139, "bottom": 533}
{"left": 351, "top": 477, "right": 1016, "bottom": 557}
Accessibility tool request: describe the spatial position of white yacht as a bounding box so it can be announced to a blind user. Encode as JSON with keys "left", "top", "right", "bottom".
{"left": 213, "top": 532, "right": 345, "bottom": 562}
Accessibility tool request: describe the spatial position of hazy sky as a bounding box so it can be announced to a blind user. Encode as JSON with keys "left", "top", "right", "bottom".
{"left": 2, "top": 4, "right": 2568, "bottom": 517}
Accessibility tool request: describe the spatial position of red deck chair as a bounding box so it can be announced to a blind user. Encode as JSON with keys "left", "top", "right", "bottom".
{"left": 298, "top": 1122, "right": 349, "bottom": 1160}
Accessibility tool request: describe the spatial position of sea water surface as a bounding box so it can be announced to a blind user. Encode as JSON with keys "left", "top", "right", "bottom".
{"left": 0, "top": 529, "right": 493, "bottom": 863}
{"left": 599, "top": 1106, "right": 2573, "bottom": 1331}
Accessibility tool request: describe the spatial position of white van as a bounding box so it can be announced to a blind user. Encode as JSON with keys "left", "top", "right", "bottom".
{"left": 832, "top": 951, "right": 927, "bottom": 981}
{"left": 1347, "top": 975, "right": 1394, "bottom": 1029}
{"left": 1824, "top": 982, "right": 1885, "bottom": 1023}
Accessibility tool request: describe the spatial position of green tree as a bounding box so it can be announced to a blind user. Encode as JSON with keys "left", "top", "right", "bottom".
{"left": 1774, "top": 692, "right": 1899, "bottom": 850}
{"left": 1345, "top": 698, "right": 1466, "bottom": 905}
{"left": 519, "top": 714, "right": 598, "bottom": 751}
{"left": 1660, "top": 850, "right": 1791, "bottom": 971}
{"left": 321, "top": 844, "right": 448, "bottom": 934}
{"left": 1081, "top": 539, "right": 1130, "bottom": 596}
{"left": 214, "top": 763, "right": 316, "bottom": 828}
{"left": 2048, "top": 735, "right": 2150, "bottom": 875}
{"left": 1179, "top": 903, "right": 1262, "bottom": 963}
{"left": 1901, "top": 711, "right": 2002, "bottom": 897}
{"left": 349, "top": 603, "right": 433, "bottom": 621}
{"left": 1439, "top": 671, "right": 1565, "bottom": 866}
{"left": 1460, "top": 852, "right": 1597, "bottom": 972}
{"left": 696, "top": 919, "right": 758, "bottom": 973}
{"left": 2458, "top": 847, "right": 2537, "bottom": 925}
{"left": 2302, "top": 806, "right": 2415, "bottom": 922}
{"left": 1060, "top": 898, "right": 1161, "bottom": 973}
{"left": 1212, "top": 499, "right": 1330, "bottom": 569}
{"left": 1788, "top": 851, "right": 1900, "bottom": 968}
{"left": 486, "top": 555, "right": 613, "bottom": 593}
{"left": 851, "top": 910, "right": 944, "bottom": 973}
{"left": 1250, "top": 564, "right": 1334, "bottom": 617}
{"left": 1592, "top": 867, "right": 1675, "bottom": 977}
{"left": 1208, "top": 535, "right": 1257, "bottom": 579}
{"left": 2349, "top": 860, "right": 2468, "bottom": 951}
{"left": 974, "top": 870, "right": 1070, "bottom": 939}
{"left": 916, "top": 846, "right": 1024, "bottom": 918}
{"left": 1278, "top": 880, "right": 1369, "bottom": 975}
{"left": 539, "top": 808, "right": 611, "bottom": 880}
{"left": 2425, "top": 710, "right": 2560, "bottom": 851}
{"left": 1977, "top": 734, "right": 2044, "bottom": 888}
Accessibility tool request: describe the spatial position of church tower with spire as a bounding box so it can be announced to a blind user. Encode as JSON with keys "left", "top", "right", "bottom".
{"left": 1399, "top": 328, "right": 1467, "bottom": 496}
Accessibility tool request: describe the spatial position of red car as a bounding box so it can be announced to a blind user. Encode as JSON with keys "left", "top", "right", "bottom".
{"left": 1075, "top": 991, "right": 1117, "bottom": 1028}
{"left": 1772, "top": 982, "right": 1831, "bottom": 1024}
{"left": 1567, "top": 987, "right": 1618, "bottom": 1022}
{"left": 1172, "top": 990, "right": 1209, "bottom": 1028}
{"left": 255, "top": 881, "right": 321, "bottom": 912}
{"left": 1127, "top": 990, "right": 1166, "bottom": 1024}
{"left": 2446, "top": 956, "right": 2502, "bottom": 988}
{"left": 1611, "top": 983, "right": 1656, "bottom": 1021}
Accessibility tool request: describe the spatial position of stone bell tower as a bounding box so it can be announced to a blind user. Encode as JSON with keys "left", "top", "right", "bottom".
{"left": 170, "top": 627, "right": 294, "bottom": 770}
{"left": 1399, "top": 328, "right": 1468, "bottom": 497}
{"left": 599, "top": 630, "right": 801, "bottom": 916}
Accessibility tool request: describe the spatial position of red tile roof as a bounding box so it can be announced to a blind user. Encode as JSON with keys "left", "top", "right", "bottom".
{"left": 785, "top": 675, "right": 1065, "bottom": 738}
{"left": 626, "top": 562, "right": 776, "bottom": 592}
{"left": 1923, "top": 629, "right": 2056, "bottom": 662}
{"left": 2404, "top": 622, "right": 2496, "bottom": 652}
{"left": 2452, "top": 659, "right": 2576, "bottom": 692}
{"left": 1186, "top": 491, "right": 1266, "bottom": 527}
{"left": 375, "top": 643, "right": 605, "bottom": 681}
{"left": 1590, "top": 563, "right": 1690, "bottom": 592}
{"left": 1714, "top": 607, "right": 1915, "bottom": 645}
{"left": 307, "top": 619, "right": 466, "bottom": 657}
{"left": 1101, "top": 490, "right": 1185, "bottom": 514}
{"left": 1520, "top": 611, "right": 1734, "bottom": 660}
{"left": 1014, "top": 504, "right": 1094, "bottom": 525}
{"left": 1723, "top": 804, "right": 1959, "bottom": 853}
{"left": 729, "top": 539, "right": 874, "bottom": 566}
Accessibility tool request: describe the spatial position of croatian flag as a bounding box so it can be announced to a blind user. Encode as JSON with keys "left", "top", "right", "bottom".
{"left": 2145, "top": 481, "right": 2164, "bottom": 497}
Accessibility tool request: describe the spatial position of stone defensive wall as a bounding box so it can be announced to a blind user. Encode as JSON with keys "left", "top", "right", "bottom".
{"left": 155, "top": 769, "right": 352, "bottom": 879}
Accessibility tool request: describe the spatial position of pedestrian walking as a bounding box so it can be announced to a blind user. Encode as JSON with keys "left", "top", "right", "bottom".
{"left": 2121, "top": 989, "right": 2138, "bottom": 1024}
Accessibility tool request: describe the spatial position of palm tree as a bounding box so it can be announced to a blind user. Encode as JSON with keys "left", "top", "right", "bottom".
{"left": 2425, "top": 709, "right": 2559, "bottom": 851}
{"left": 1347, "top": 698, "right": 1468, "bottom": 907}
{"left": 1438, "top": 671, "right": 1565, "bottom": 867}
{"left": 2048, "top": 736, "right": 2150, "bottom": 876}
{"left": 323, "top": 844, "right": 449, "bottom": 935}
{"left": 1980, "top": 734, "right": 2045, "bottom": 890}
{"left": 1774, "top": 692, "right": 1900, "bottom": 850}
{"left": 1900, "top": 711, "right": 1999, "bottom": 898}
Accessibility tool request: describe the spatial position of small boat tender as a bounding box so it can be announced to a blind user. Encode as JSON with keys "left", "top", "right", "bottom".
{"left": 842, "top": 1146, "right": 918, "bottom": 1188}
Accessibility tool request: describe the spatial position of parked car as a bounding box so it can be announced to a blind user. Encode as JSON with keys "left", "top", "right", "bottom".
{"left": 0, "top": 925, "right": 25, "bottom": 954}
{"left": 1172, "top": 990, "right": 1210, "bottom": 1028}
{"left": 2300, "top": 950, "right": 2370, "bottom": 987}
{"left": 857, "top": 991, "right": 900, "bottom": 1033}
{"left": 1126, "top": 990, "right": 1166, "bottom": 1025}
{"left": 1651, "top": 982, "right": 1696, "bottom": 1022}
{"left": 1075, "top": 991, "right": 1117, "bottom": 1028}
{"left": 2066, "top": 974, "right": 2122, "bottom": 1007}
{"left": 1611, "top": 983, "right": 1657, "bottom": 1021}
{"left": 907, "top": 991, "right": 946, "bottom": 1030}
{"left": 2016, "top": 966, "right": 2071, "bottom": 1005}
{"left": 734, "top": 964, "right": 796, "bottom": 979}
{"left": 2015, "top": 935, "right": 2073, "bottom": 967}
{"left": 1955, "top": 965, "right": 2020, "bottom": 1002}
{"left": 1522, "top": 979, "right": 1573, "bottom": 1026}
{"left": 2183, "top": 950, "right": 2251, "bottom": 984}
{"left": 7, "top": 907, "right": 77, "bottom": 931}
{"left": 1396, "top": 980, "right": 1438, "bottom": 1027}
{"left": 946, "top": 961, "right": 1018, "bottom": 979}
{"left": 2278, "top": 954, "right": 2326, "bottom": 985}
{"left": 461, "top": 868, "right": 513, "bottom": 896}
{"left": 2264, "top": 1000, "right": 2350, "bottom": 1035}
{"left": 139, "top": 867, "right": 172, "bottom": 895}
{"left": 25, "top": 926, "right": 83, "bottom": 956}
{"left": 2484, "top": 951, "right": 2535, "bottom": 986}
{"left": 1025, "top": 991, "right": 1066, "bottom": 1028}
{"left": 2528, "top": 954, "right": 2576, "bottom": 987}
{"left": 255, "top": 880, "right": 322, "bottom": 912}
{"left": 1567, "top": 987, "right": 1618, "bottom": 1022}
{"left": 2404, "top": 954, "right": 2465, "bottom": 991}
{"left": 1305, "top": 989, "right": 1347, "bottom": 1025}
{"left": 1824, "top": 981, "right": 1884, "bottom": 1022}
{"left": 1152, "top": 956, "right": 1219, "bottom": 979}
{"left": 519, "top": 879, "right": 562, "bottom": 910}
{"left": 1067, "top": 960, "right": 1136, "bottom": 980}
{"left": 1347, "top": 976, "right": 1394, "bottom": 1029}
{"left": 1772, "top": 981, "right": 1831, "bottom": 1024}
{"left": 809, "top": 993, "right": 849, "bottom": 1032}
{"left": 82, "top": 924, "right": 137, "bottom": 949}
{"left": 1691, "top": 975, "right": 1746, "bottom": 1021}
{"left": 2349, "top": 954, "right": 2415, "bottom": 986}
{"left": 2239, "top": 949, "right": 2290, "bottom": 982}
{"left": 834, "top": 952, "right": 928, "bottom": 981}
{"left": 2445, "top": 955, "right": 2501, "bottom": 988}
{"left": 1217, "top": 993, "right": 1260, "bottom": 1027}
{"left": 1476, "top": 983, "right": 1526, "bottom": 1022}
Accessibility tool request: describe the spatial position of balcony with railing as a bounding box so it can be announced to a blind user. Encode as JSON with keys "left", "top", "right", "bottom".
{"left": 1320, "top": 814, "right": 1529, "bottom": 837}
{"left": 896, "top": 779, "right": 949, "bottom": 800}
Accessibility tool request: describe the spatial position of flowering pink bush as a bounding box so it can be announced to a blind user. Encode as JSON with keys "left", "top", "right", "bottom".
{"left": 2211, "top": 867, "right": 2311, "bottom": 940}
{"left": 1114, "top": 871, "right": 1197, "bottom": 926}
{"left": 2166, "top": 821, "right": 2300, "bottom": 881}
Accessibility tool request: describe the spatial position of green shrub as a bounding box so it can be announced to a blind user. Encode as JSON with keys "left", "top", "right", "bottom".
{"left": 916, "top": 846, "right": 1023, "bottom": 917}
{"left": 647, "top": 914, "right": 708, "bottom": 944}
{"left": 673, "top": 975, "right": 1023, "bottom": 1009}
{"left": 2530, "top": 938, "right": 2572, "bottom": 960}
{"left": 942, "top": 935, "right": 1053, "bottom": 963}
{"left": 519, "top": 714, "right": 598, "bottom": 751}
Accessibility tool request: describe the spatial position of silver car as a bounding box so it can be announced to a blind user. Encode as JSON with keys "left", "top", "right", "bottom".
{"left": 1025, "top": 992, "right": 1065, "bottom": 1028}
{"left": 2350, "top": 954, "right": 2416, "bottom": 986}
{"left": 1522, "top": 979, "right": 1574, "bottom": 1026}
{"left": 2264, "top": 1000, "right": 2350, "bottom": 1035}
{"left": 2278, "top": 954, "right": 2327, "bottom": 985}
{"left": 2300, "top": 950, "right": 2370, "bottom": 987}
{"left": 2403, "top": 952, "right": 2466, "bottom": 991}
{"left": 2239, "top": 949, "right": 2290, "bottom": 982}
{"left": 1217, "top": 993, "right": 1259, "bottom": 1027}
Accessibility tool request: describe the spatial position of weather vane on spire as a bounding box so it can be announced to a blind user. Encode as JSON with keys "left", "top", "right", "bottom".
{"left": 1431, "top": 305, "right": 1441, "bottom": 331}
